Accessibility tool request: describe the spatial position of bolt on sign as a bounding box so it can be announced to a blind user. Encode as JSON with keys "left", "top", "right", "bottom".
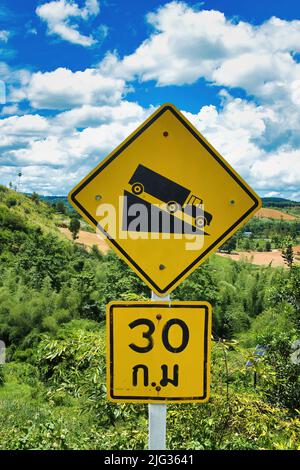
{"left": 107, "top": 301, "right": 212, "bottom": 403}
{"left": 68, "top": 103, "right": 261, "bottom": 296}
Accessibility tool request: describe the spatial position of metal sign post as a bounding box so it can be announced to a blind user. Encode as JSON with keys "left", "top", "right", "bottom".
{"left": 149, "top": 291, "right": 169, "bottom": 450}
{"left": 148, "top": 402, "right": 167, "bottom": 450}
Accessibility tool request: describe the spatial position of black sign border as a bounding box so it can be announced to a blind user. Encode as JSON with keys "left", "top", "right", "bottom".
{"left": 70, "top": 105, "right": 260, "bottom": 294}
{"left": 109, "top": 303, "right": 210, "bottom": 401}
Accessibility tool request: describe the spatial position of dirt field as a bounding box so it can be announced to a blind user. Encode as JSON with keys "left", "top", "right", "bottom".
{"left": 58, "top": 227, "right": 109, "bottom": 253}
{"left": 255, "top": 208, "right": 297, "bottom": 221}
{"left": 218, "top": 246, "right": 300, "bottom": 267}
{"left": 59, "top": 227, "right": 300, "bottom": 267}
{"left": 59, "top": 225, "right": 300, "bottom": 266}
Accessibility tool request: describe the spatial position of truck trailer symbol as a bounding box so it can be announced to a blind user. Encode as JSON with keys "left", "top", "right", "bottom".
{"left": 129, "top": 164, "right": 213, "bottom": 228}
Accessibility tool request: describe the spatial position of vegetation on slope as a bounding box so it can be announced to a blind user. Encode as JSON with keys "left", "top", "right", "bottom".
{"left": 0, "top": 187, "right": 299, "bottom": 450}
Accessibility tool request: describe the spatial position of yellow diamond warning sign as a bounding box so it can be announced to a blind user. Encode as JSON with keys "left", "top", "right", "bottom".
{"left": 68, "top": 103, "right": 261, "bottom": 295}
{"left": 107, "top": 301, "right": 212, "bottom": 404}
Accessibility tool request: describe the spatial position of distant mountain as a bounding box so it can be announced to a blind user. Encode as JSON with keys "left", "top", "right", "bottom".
{"left": 40, "top": 195, "right": 68, "bottom": 204}
{"left": 39, "top": 194, "right": 300, "bottom": 209}
{"left": 261, "top": 197, "right": 300, "bottom": 208}
{"left": 40, "top": 195, "right": 74, "bottom": 212}
{"left": 39, "top": 195, "right": 300, "bottom": 206}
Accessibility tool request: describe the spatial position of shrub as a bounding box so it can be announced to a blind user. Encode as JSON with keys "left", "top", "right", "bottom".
{"left": 6, "top": 198, "right": 17, "bottom": 208}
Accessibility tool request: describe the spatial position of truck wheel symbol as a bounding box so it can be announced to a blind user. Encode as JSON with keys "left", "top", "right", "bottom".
{"left": 166, "top": 201, "right": 179, "bottom": 213}
{"left": 132, "top": 182, "right": 144, "bottom": 195}
{"left": 195, "top": 215, "right": 207, "bottom": 228}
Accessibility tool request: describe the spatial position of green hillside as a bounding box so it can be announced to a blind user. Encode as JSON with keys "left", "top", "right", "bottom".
{"left": 0, "top": 186, "right": 64, "bottom": 236}
{"left": 262, "top": 197, "right": 300, "bottom": 208}
{"left": 0, "top": 187, "right": 300, "bottom": 450}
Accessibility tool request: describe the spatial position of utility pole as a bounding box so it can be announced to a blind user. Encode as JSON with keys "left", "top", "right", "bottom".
{"left": 17, "top": 170, "right": 22, "bottom": 192}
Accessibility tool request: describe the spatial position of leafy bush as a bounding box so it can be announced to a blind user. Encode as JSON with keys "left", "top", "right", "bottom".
{"left": 259, "top": 333, "right": 300, "bottom": 411}
{"left": 36, "top": 322, "right": 147, "bottom": 427}
{"left": 0, "top": 205, "right": 27, "bottom": 232}
{"left": 6, "top": 198, "right": 17, "bottom": 208}
{"left": 0, "top": 188, "right": 300, "bottom": 450}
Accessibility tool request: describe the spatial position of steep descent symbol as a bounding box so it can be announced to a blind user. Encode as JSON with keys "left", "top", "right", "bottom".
{"left": 122, "top": 164, "right": 213, "bottom": 235}
{"left": 68, "top": 103, "right": 262, "bottom": 296}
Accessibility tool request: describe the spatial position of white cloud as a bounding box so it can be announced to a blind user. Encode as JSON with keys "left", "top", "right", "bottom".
{"left": 36, "top": 0, "right": 101, "bottom": 47}
{"left": 53, "top": 101, "right": 152, "bottom": 129}
{"left": 0, "top": 30, "right": 9, "bottom": 42}
{"left": 27, "top": 67, "right": 127, "bottom": 110}
{"left": 1, "top": 104, "right": 21, "bottom": 115}
{"left": 1, "top": 2, "right": 300, "bottom": 199}
{"left": 0, "top": 164, "right": 82, "bottom": 195}
{"left": 8, "top": 137, "right": 68, "bottom": 166}
{"left": 0, "top": 62, "right": 32, "bottom": 103}
{"left": 0, "top": 101, "right": 153, "bottom": 193}
{"left": 182, "top": 93, "right": 300, "bottom": 195}
{"left": 1, "top": 94, "right": 300, "bottom": 198}
{"left": 183, "top": 96, "right": 265, "bottom": 179}
{"left": 291, "top": 80, "right": 300, "bottom": 105}
{"left": 251, "top": 148, "right": 300, "bottom": 191}
{"left": 100, "top": 2, "right": 300, "bottom": 104}
{"left": 97, "top": 2, "right": 300, "bottom": 201}
{"left": 0, "top": 114, "right": 49, "bottom": 136}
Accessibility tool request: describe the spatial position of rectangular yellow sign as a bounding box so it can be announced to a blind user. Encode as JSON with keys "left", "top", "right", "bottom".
{"left": 107, "top": 301, "right": 212, "bottom": 403}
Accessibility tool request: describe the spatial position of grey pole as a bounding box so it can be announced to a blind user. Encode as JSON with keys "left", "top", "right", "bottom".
{"left": 148, "top": 291, "right": 170, "bottom": 450}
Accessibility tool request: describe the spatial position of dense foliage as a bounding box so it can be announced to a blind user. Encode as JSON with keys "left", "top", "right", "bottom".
{"left": 0, "top": 187, "right": 299, "bottom": 450}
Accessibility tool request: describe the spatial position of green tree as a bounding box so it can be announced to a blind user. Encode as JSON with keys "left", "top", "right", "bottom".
{"left": 220, "top": 235, "right": 237, "bottom": 253}
{"left": 272, "top": 234, "right": 280, "bottom": 247}
{"left": 282, "top": 237, "right": 294, "bottom": 269}
{"left": 69, "top": 217, "right": 80, "bottom": 241}
{"left": 55, "top": 201, "right": 67, "bottom": 215}
{"left": 243, "top": 238, "right": 251, "bottom": 251}
{"left": 31, "top": 192, "right": 40, "bottom": 205}
{"left": 265, "top": 241, "right": 272, "bottom": 252}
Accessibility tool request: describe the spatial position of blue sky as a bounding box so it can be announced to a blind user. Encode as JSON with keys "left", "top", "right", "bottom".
{"left": 0, "top": 0, "right": 300, "bottom": 198}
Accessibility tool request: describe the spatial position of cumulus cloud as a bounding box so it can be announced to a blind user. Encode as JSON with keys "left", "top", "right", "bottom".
{"left": 53, "top": 101, "right": 153, "bottom": 129}
{"left": 1, "top": 63, "right": 127, "bottom": 111}
{"left": 1, "top": 2, "right": 300, "bottom": 199}
{"left": 1, "top": 104, "right": 21, "bottom": 116}
{"left": 26, "top": 67, "right": 127, "bottom": 110}
{"left": 2, "top": 94, "right": 300, "bottom": 198}
{"left": 0, "top": 101, "right": 152, "bottom": 193}
{"left": 182, "top": 93, "right": 300, "bottom": 194}
{"left": 0, "top": 164, "right": 81, "bottom": 195}
{"left": 0, "top": 62, "right": 32, "bottom": 103}
{"left": 100, "top": 1, "right": 300, "bottom": 104}
{"left": 36, "top": 0, "right": 101, "bottom": 47}
{"left": 251, "top": 149, "right": 300, "bottom": 190}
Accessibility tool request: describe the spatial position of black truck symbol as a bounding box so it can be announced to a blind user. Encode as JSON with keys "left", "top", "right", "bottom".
{"left": 129, "top": 164, "right": 213, "bottom": 228}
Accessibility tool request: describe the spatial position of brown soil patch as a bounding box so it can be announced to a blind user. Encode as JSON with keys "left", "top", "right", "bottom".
{"left": 294, "top": 245, "right": 300, "bottom": 261}
{"left": 255, "top": 208, "right": 296, "bottom": 221}
{"left": 59, "top": 226, "right": 300, "bottom": 266}
{"left": 58, "top": 227, "right": 109, "bottom": 253}
{"left": 218, "top": 247, "right": 300, "bottom": 267}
